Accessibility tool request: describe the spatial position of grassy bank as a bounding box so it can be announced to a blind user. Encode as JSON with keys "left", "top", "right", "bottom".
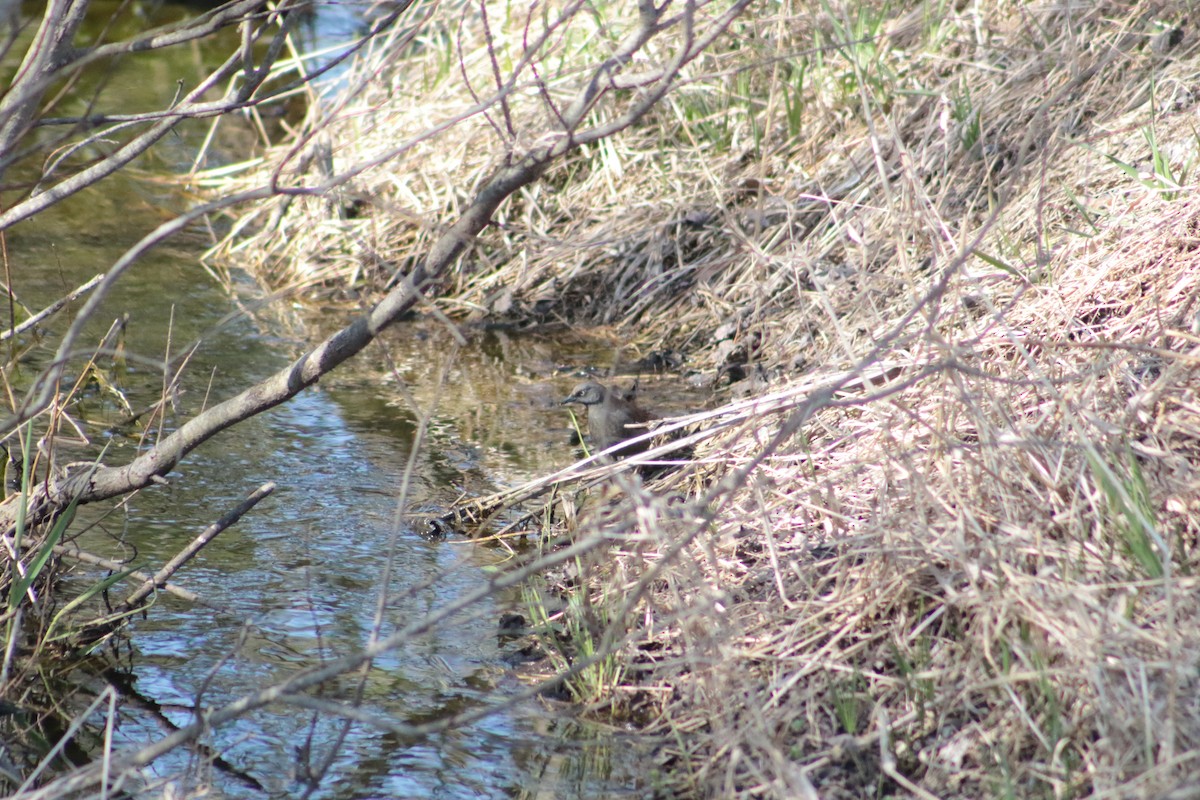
{"left": 209, "top": 0, "right": 1200, "bottom": 796}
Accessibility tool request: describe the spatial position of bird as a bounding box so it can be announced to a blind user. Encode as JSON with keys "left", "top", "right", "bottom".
{"left": 561, "top": 381, "right": 658, "bottom": 459}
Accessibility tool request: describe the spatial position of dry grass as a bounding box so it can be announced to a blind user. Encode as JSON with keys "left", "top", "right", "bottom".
{"left": 208, "top": 0, "right": 1200, "bottom": 796}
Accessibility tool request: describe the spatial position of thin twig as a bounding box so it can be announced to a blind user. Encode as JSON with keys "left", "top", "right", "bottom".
{"left": 120, "top": 481, "right": 276, "bottom": 610}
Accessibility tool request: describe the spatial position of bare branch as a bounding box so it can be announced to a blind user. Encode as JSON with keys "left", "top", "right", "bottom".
{"left": 119, "top": 481, "right": 276, "bottom": 610}
{"left": 0, "top": 273, "right": 101, "bottom": 342}
{"left": 0, "top": 0, "right": 266, "bottom": 172}
{"left": 0, "top": 0, "right": 754, "bottom": 549}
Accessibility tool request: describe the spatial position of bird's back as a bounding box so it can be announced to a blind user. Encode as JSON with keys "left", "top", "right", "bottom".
{"left": 591, "top": 391, "right": 657, "bottom": 454}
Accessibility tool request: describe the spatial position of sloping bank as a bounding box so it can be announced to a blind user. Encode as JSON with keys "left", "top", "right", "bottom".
{"left": 206, "top": 1, "right": 1200, "bottom": 796}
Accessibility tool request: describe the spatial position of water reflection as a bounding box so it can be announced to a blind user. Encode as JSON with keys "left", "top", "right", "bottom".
{"left": 4, "top": 2, "right": 660, "bottom": 796}
{"left": 85, "top": 315, "right": 656, "bottom": 798}
{"left": 41, "top": 303, "right": 656, "bottom": 800}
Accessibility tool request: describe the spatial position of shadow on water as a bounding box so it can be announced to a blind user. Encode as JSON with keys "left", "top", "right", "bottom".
{"left": 1, "top": 4, "right": 668, "bottom": 799}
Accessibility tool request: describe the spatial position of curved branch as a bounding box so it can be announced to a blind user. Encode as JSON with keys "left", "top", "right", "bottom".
{"left": 0, "top": 0, "right": 754, "bottom": 540}
{"left": 0, "top": 0, "right": 269, "bottom": 172}
{"left": 0, "top": 0, "right": 90, "bottom": 164}
{"left": 0, "top": 12, "right": 275, "bottom": 227}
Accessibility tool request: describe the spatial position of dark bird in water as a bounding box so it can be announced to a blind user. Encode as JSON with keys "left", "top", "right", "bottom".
{"left": 562, "top": 381, "right": 657, "bottom": 459}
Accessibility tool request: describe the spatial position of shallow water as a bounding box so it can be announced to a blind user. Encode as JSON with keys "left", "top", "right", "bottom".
{"left": 19, "top": 279, "right": 659, "bottom": 797}
{"left": 3, "top": 4, "right": 667, "bottom": 797}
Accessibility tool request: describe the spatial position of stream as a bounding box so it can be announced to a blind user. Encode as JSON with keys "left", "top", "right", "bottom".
{"left": 4, "top": 4, "right": 659, "bottom": 797}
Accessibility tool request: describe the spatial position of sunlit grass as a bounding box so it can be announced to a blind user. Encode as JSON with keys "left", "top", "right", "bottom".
{"left": 202, "top": 0, "right": 1200, "bottom": 796}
